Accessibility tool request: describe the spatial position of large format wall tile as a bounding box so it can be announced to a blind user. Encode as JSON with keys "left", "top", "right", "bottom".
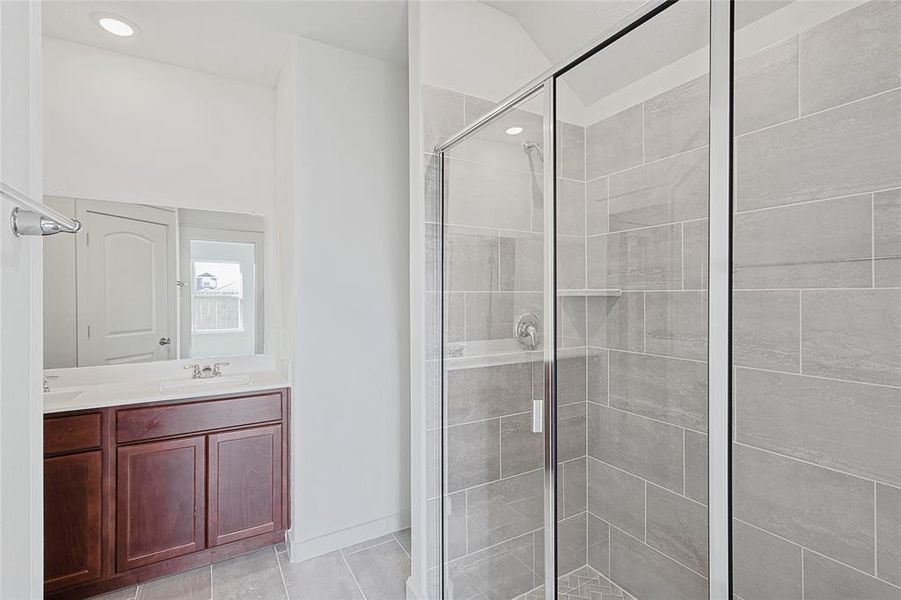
{"left": 446, "top": 420, "right": 500, "bottom": 492}
{"left": 645, "top": 484, "right": 708, "bottom": 576}
{"left": 588, "top": 404, "right": 684, "bottom": 492}
{"left": 736, "top": 89, "right": 901, "bottom": 211}
{"left": 609, "top": 147, "right": 708, "bottom": 232}
{"left": 733, "top": 443, "right": 875, "bottom": 572}
{"left": 609, "top": 528, "right": 708, "bottom": 600}
{"left": 732, "top": 520, "right": 802, "bottom": 600}
{"left": 587, "top": 177, "right": 609, "bottom": 236}
{"left": 562, "top": 458, "right": 587, "bottom": 518}
{"left": 558, "top": 513, "right": 588, "bottom": 576}
{"left": 446, "top": 362, "right": 532, "bottom": 425}
{"left": 734, "top": 37, "right": 799, "bottom": 136}
{"left": 558, "top": 235, "right": 586, "bottom": 290}
{"left": 586, "top": 105, "right": 643, "bottom": 180}
{"left": 500, "top": 412, "right": 542, "bottom": 478}
{"left": 799, "top": 0, "right": 901, "bottom": 115}
{"left": 587, "top": 349, "right": 609, "bottom": 404}
{"left": 587, "top": 513, "right": 611, "bottom": 575}
{"left": 803, "top": 551, "right": 901, "bottom": 600}
{"left": 558, "top": 355, "right": 587, "bottom": 406}
{"left": 684, "top": 431, "right": 707, "bottom": 504}
{"left": 682, "top": 219, "right": 708, "bottom": 290}
{"left": 558, "top": 296, "right": 587, "bottom": 349}
{"left": 587, "top": 457, "right": 646, "bottom": 540}
{"left": 733, "top": 290, "right": 800, "bottom": 372}
{"left": 877, "top": 484, "right": 901, "bottom": 586}
{"left": 645, "top": 291, "right": 707, "bottom": 360}
{"left": 445, "top": 159, "right": 531, "bottom": 230}
{"left": 447, "top": 533, "right": 536, "bottom": 600}
{"left": 733, "top": 194, "right": 872, "bottom": 289}
{"left": 557, "top": 179, "right": 586, "bottom": 236}
{"left": 499, "top": 229, "right": 542, "bottom": 291}
{"left": 557, "top": 402, "right": 587, "bottom": 463}
{"left": 609, "top": 351, "right": 707, "bottom": 432}
{"left": 466, "top": 469, "right": 544, "bottom": 553}
{"left": 643, "top": 76, "right": 709, "bottom": 162}
{"left": 444, "top": 226, "right": 499, "bottom": 291}
{"left": 875, "top": 188, "right": 901, "bottom": 287}
{"left": 558, "top": 121, "right": 586, "bottom": 181}
{"left": 802, "top": 289, "right": 901, "bottom": 387}
{"left": 465, "top": 292, "right": 541, "bottom": 343}
{"left": 736, "top": 368, "right": 901, "bottom": 486}
{"left": 587, "top": 223, "right": 683, "bottom": 290}
{"left": 587, "top": 293, "right": 645, "bottom": 352}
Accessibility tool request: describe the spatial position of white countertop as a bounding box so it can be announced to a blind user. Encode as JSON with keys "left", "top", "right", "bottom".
{"left": 43, "top": 355, "right": 290, "bottom": 414}
{"left": 44, "top": 370, "right": 289, "bottom": 414}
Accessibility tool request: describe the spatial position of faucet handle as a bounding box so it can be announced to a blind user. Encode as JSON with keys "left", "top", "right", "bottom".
{"left": 184, "top": 363, "right": 201, "bottom": 378}
{"left": 212, "top": 362, "right": 230, "bottom": 376}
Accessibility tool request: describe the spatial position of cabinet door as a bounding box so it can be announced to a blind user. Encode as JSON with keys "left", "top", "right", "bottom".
{"left": 208, "top": 425, "right": 282, "bottom": 546}
{"left": 44, "top": 451, "right": 103, "bottom": 591}
{"left": 117, "top": 437, "right": 205, "bottom": 570}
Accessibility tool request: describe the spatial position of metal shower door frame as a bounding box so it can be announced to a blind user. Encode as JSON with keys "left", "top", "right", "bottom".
{"left": 434, "top": 1, "right": 734, "bottom": 598}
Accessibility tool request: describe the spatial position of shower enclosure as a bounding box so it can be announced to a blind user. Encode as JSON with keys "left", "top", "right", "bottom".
{"left": 423, "top": 0, "right": 901, "bottom": 598}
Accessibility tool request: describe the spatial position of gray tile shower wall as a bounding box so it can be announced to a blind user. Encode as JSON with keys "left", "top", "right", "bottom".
{"left": 730, "top": 2, "right": 901, "bottom": 599}
{"left": 422, "top": 3, "right": 901, "bottom": 598}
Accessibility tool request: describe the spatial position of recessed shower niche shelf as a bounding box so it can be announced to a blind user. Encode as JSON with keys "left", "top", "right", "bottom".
{"left": 557, "top": 289, "right": 622, "bottom": 297}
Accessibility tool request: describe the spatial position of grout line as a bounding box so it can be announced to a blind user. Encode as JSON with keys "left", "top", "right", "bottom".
{"left": 392, "top": 531, "right": 411, "bottom": 559}
{"left": 736, "top": 363, "right": 901, "bottom": 392}
{"left": 733, "top": 441, "right": 901, "bottom": 489}
{"left": 273, "top": 545, "right": 290, "bottom": 600}
{"left": 874, "top": 481, "right": 878, "bottom": 578}
{"left": 609, "top": 524, "right": 709, "bottom": 581}
{"left": 587, "top": 398, "right": 708, "bottom": 438}
{"left": 735, "top": 187, "right": 897, "bottom": 217}
{"left": 871, "top": 193, "right": 876, "bottom": 288}
{"left": 643, "top": 482, "right": 648, "bottom": 542}
{"left": 801, "top": 547, "right": 805, "bottom": 599}
{"left": 585, "top": 455, "right": 705, "bottom": 507}
{"left": 340, "top": 550, "right": 369, "bottom": 600}
{"left": 739, "top": 84, "right": 901, "bottom": 140}
{"left": 736, "top": 517, "right": 901, "bottom": 592}
{"left": 798, "top": 291, "right": 803, "bottom": 374}
{"left": 682, "top": 429, "right": 687, "bottom": 495}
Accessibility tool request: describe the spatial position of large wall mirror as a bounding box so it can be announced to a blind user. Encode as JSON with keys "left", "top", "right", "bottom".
{"left": 43, "top": 198, "right": 265, "bottom": 368}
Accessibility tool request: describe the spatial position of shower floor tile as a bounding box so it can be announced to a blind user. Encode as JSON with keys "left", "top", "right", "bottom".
{"left": 515, "top": 565, "right": 637, "bottom": 600}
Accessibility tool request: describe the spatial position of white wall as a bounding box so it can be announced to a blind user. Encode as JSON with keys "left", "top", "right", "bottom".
{"left": 276, "top": 37, "right": 411, "bottom": 560}
{"left": 0, "top": 1, "right": 44, "bottom": 596}
{"left": 42, "top": 36, "right": 274, "bottom": 213}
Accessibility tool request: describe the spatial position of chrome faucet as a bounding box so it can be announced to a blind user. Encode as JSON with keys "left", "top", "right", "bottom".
{"left": 184, "top": 362, "right": 230, "bottom": 379}
{"left": 43, "top": 375, "right": 59, "bottom": 392}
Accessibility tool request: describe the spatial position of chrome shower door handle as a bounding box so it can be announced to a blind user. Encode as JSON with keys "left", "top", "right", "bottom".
{"left": 532, "top": 399, "right": 544, "bottom": 433}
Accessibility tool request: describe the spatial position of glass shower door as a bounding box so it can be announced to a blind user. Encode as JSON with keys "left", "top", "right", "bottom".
{"left": 554, "top": 2, "right": 712, "bottom": 598}
{"left": 439, "top": 90, "right": 550, "bottom": 600}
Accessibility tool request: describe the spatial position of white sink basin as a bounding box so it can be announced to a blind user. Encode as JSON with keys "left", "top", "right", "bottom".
{"left": 44, "top": 389, "right": 84, "bottom": 404}
{"left": 157, "top": 374, "right": 252, "bottom": 393}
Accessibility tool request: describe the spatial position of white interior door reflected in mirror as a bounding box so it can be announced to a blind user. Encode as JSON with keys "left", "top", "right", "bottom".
{"left": 76, "top": 202, "right": 176, "bottom": 366}
{"left": 187, "top": 240, "right": 256, "bottom": 358}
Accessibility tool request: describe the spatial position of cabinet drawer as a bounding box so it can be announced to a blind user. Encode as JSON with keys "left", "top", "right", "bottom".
{"left": 44, "top": 413, "right": 102, "bottom": 455}
{"left": 116, "top": 392, "right": 283, "bottom": 443}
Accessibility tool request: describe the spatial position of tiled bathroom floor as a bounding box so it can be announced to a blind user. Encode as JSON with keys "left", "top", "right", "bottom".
{"left": 90, "top": 529, "right": 411, "bottom": 600}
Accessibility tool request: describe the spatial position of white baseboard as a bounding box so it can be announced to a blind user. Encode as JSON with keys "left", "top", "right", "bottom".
{"left": 287, "top": 509, "right": 411, "bottom": 563}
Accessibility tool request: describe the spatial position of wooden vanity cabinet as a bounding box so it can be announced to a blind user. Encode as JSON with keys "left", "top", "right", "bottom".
{"left": 44, "top": 388, "right": 290, "bottom": 600}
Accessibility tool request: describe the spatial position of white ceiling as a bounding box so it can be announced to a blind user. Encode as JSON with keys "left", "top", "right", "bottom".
{"left": 484, "top": 0, "right": 794, "bottom": 108}
{"left": 41, "top": 0, "right": 408, "bottom": 88}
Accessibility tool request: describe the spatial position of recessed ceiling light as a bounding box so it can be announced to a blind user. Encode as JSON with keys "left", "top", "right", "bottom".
{"left": 94, "top": 13, "right": 138, "bottom": 37}
{"left": 505, "top": 126, "right": 524, "bottom": 136}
